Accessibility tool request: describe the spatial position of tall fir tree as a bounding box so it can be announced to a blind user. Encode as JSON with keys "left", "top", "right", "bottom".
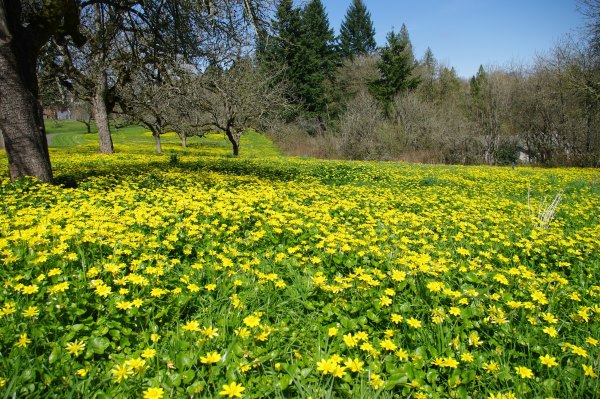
{"left": 419, "top": 47, "right": 437, "bottom": 102}
{"left": 338, "top": 0, "right": 376, "bottom": 58}
{"left": 258, "top": 0, "right": 303, "bottom": 102}
{"left": 399, "top": 23, "right": 415, "bottom": 65}
{"left": 297, "top": 0, "right": 337, "bottom": 118}
{"left": 370, "top": 28, "right": 421, "bottom": 108}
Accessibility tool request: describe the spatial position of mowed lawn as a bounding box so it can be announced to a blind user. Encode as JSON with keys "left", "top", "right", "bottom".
{"left": 0, "top": 125, "right": 598, "bottom": 398}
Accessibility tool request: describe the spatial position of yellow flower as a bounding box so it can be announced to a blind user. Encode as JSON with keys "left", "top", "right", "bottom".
{"left": 586, "top": 337, "right": 598, "bottom": 347}
{"left": 143, "top": 387, "right": 165, "bottom": 399}
{"left": 235, "top": 327, "right": 251, "bottom": 339}
{"left": 369, "top": 373, "right": 385, "bottom": 389}
{"left": 460, "top": 352, "right": 474, "bottom": 363}
{"left": 95, "top": 284, "right": 112, "bottom": 298}
{"left": 380, "top": 339, "right": 397, "bottom": 351}
{"left": 328, "top": 327, "right": 338, "bottom": 337}
{"left": 111, "top": 363, "right": 133, "bottom": 383}
{"left": 65, "top": 340, "right": 86, "bottom": 356}
{"left": 406, "top": 317, "right": 422, "bottom": 329}
{"left": 126, "top": 357, "right": 146, "bottom": 372}
{"left": 219, "top": 381, "right": 245, "bottom": 398}
{"left": 22, "top": 284, "right": 39, "bottom": 294}
{"left": 571, "top": 346, "right": 588, "bottom": 358}
{"left": 22, "top": 306, "right": 39, "bottom": 318}
{"left": 344, "top": 357, "right": 364, "bottom": 373}
{"left": 395, "top": 348, "right": 409, "bottom": 360}
{"left": 539, "top": 354, "right": 558, "bottom": 367}
{"left": 317, "top": 358, "right": 338, "bottom": 375}
{"left": 514, "top": 366, "right": 534, "bottom": 379}
{"left": 583, "top": 364, "right": 597, "bottom": 378}
{"left": 15, "top": 333, "right": 31, "bottom": 348}
{"left": 182, "top": 320, "right": 201, "bottom": 332}
{"left": 202, "top": 326, "right": 219, "bottom": 338}
{"left": 541, "top": 326, "right": 558, "bottom": 338}
{"left": 141, "top": 348, "right": 156, "bottom": 359}
{"left": 343, "top": 333, "right": 357, "bottom": 348}
{"left": 391, "top": 313, "right": 403, "bottom": 323}
{"left": 379, "top": 296, "right": 392, "bottom": 306}
{"left": 150, "top": 333, "right": 161, "bottom": 342}
{"left": 200, "top": 351, "right": 221, "bottom": 365}
{"left": 243, "top": 315, "right": 261, "bottom": 328}
{"left": 76, "top": 368, "right": 88, "bottom": 377}
{"left": 483, "top": 361, "right": 499, "bottom": 374}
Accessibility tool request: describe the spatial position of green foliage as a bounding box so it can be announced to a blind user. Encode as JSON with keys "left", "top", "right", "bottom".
{"left": 338, "top": 0, "right": 376, "bottom": 58}
{"left": 370, "top": 27, "right": 421, "bottom": 108}
{"left": 260, "top": 0, "right": 337, "bottom": 120}
{"left": 296, "top": 0, "right": 337, "bottom": 117}
{"left": 0, "top": 132, "right": 599, "bottom": 398}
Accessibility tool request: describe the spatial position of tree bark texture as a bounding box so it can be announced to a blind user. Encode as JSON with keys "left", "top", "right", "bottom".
{"left": 154, "top": 133, "right": 162, "bottom": 153}
{"left": 93, "top": 71, "right": 114, "bottom": 154}
{"left": 226, "top": 128, "right": 240, "bottom": 156}
{"left": 0, "top": 2, "right": 53, "bottom": 182}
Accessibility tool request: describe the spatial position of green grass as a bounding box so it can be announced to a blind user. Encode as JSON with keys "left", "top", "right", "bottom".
{"left": 0, "top": 125, "right": 598, "bottom": 398}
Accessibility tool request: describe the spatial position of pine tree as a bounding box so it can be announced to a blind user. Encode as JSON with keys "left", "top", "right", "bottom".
{"left": 419, "top": 47, "right": 437, "bottom": 102}
{"left": 370, "top": 29, "right": 420, "bottom": 108}
{"left": 297, "top": 0, "right": 336, "bottom": 117}
{"left": 338, "top": 0, "right": 376, "bottom": 58}
{"left": 398, "top": 24, "right": 415, "bottom": 65}
{"left": 258, "top": 0, "right": 303, "bottom": 104}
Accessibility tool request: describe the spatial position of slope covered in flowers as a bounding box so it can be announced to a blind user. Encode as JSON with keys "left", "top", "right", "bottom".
{"left": 0, "top": 133, "right": 599, "bottom": 398}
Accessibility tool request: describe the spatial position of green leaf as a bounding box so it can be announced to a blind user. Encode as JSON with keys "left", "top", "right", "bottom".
{"left": 181, "top": 370, "right": 195, "bottom": 384}
{"left": 176, "top": 351, "right": 196, "bottom": 370}
{"left": 49, "top": 345, "right": 61, "bottom": 364}
{"left": 89, "top": 336, "right": 110, "bottom": 354}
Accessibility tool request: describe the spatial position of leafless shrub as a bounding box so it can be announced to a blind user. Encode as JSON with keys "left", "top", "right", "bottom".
{"left": 338, "top": 91, "right": 384, "bottom": 160}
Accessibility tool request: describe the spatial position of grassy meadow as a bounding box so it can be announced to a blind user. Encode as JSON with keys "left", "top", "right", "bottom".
{"left": 0, "top": 124, "right": 598, "bottom": 398}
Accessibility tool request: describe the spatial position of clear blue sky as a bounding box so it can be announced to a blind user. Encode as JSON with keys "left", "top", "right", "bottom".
{"left": 318, "top": 0, "right": 585, "bottom": 78}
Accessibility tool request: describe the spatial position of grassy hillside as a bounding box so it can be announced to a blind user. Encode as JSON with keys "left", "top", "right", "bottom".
{"left": 0, "top": 128, "right": 598, "bottom": 398}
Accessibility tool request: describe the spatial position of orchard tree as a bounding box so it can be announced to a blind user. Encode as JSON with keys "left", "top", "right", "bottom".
{"left": 0, "top": 0, "right": 270, "bottom": 182}
{"left": 338, "top": 0, "right": 376, "bottom": 59}
{"left": 184, "top": 58, "right": 288, "bottom": 156}
{"left": 0, "top": 0, "right": 86, "bottom": 182}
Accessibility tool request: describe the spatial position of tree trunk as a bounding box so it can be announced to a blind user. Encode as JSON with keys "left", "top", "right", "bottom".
{"left": 93, "top": 72, "right": 114, "bottom": 154}
{"left": 92, "top": 4, "right": 113, "bottom": 154}
{"left": 0, "top": 5, "right": 53, "bottom": 182}
{"left": 225, "top": 128, "right": 240, "bottom": 156}
{"left": 181, "top": 134, "right": 187, "bottom": 148}
{"left": 154, "top": 133, "right": 162, "bottom": 153}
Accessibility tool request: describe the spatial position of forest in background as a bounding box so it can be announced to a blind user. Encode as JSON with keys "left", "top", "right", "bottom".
{"left": 29, "top": 0, "right": 600, "bottom": 168}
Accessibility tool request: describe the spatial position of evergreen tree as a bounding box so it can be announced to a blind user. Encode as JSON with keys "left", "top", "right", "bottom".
{"left": 258, "top": 0, "right": 303, "bottom": 104}
{"left": 470, "top": 65, "right": 487, "bottom": 101}
{"left": 439, "top": 66, "right": 462, "bottom": 103}
{"left": 338, "top": 0, "right": 376, "bottom": 58}
{"left": 398, "top": 23, "right": 415, "bottom": 65}
{"left": 370, "top": 29, "right": 420, "bottom": 108}
{"left": 419, "top": 47, "right": 437, "bottom": 102}
{"left": 297, "top": 0, "right": 336, "bottom": 117}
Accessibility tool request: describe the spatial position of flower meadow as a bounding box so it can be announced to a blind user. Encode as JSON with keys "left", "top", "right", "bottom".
{"left": 0, "top": 133, "right": 599, "bottom": 398}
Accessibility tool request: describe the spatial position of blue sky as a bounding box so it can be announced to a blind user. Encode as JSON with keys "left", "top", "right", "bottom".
{"left": 318, "top": 0, "right": 585, "bottom": 78}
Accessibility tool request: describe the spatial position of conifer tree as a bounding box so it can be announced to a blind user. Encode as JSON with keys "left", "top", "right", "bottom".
{"left": 399, "top": 23, "right": 416, "bottom": 65}
{"left": 258, "top": 0, "right": 303, "bottom": 99}
{"left": 297, "top": 0, "right": 336, "bottom": 118}
{"left": 338, "top": 0, "right": 376, "bottom": 58}
{"left": 370, "top": 29, "right": 420, "bottom": 108}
